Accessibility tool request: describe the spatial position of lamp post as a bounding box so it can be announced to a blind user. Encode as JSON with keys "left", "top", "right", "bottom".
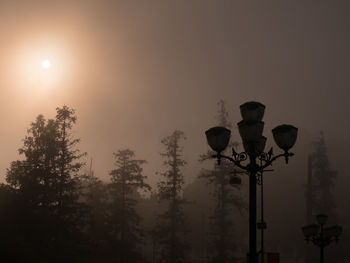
{"left": 256, "top": 168, "right": 273, "bottom": 263}
{"left": 205, "top": 101, "right": 298, "bottom": 263}
{"left": 302, "top": 214, "right": 342, "bottom": 263}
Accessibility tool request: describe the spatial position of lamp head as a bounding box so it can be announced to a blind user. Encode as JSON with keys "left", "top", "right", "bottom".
{"left": 205, "top": 126, "right": 231, "bottom": 154}
{"left": 272, "top": 124, "right": 298, "bottom": 152}
{"left": 302, "top": 224, "right": 320, "bottom": 239}
{"left": 330, "top": 225, "right": 343, "bottom": 239}
{"left": 316, "top": 214, "right": 328, "bottom": 226}
{"left": 240, "top": 101, "right": 266, "bottom": 122}
{"left": 238, "top": 121, "right": 264, "bottom": 143}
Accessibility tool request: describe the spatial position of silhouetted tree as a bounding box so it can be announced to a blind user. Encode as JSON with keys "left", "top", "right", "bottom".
{"left": 6, "top": 106, "right": 87, "bottom": 262}
{"left": 200, "top": 100, "right": 247, "bottom": 263}
{"left": 109, "top": 149, "right": 150, "bottom": 263}
{"left": 56, "top": 106, "right": 86, "bottom": 207}
{"left": 155, "top": 130, "right": 189, "bottom": 263}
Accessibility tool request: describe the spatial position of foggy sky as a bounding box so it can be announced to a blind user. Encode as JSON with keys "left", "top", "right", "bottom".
{"left": 1, "top": 0, "right": 350, "bottom": 199}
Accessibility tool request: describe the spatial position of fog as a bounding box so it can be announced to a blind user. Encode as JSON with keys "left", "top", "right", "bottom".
{"left": 0, "top": 1, "right": 349, "bottom": 262}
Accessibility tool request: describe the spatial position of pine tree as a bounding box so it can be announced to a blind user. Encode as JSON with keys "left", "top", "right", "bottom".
{"left": 109, "top": 149, "right": 150, "bottom": 263}
{"left": 6, "top": 106, "right": 86, "bottom": 262}
{"left": 304, "top": 132, "right": 339, "bottom": 263}
{"left": 80, "top": 171, "right": 112, "bottom": 261}
{"left": 310, "top": 132, "right": 337, "bottom": 220}
{"left": 7, "top": 115, "right": 59, "bottom": 207}
{"left": 155, "top": 130, "right": 189, "bottom": 263}
{"left": 56, "top": 106, "right": 86, "bottom": 208}
{"left": 200, "top": 100, "right": 246, "bottom": 263}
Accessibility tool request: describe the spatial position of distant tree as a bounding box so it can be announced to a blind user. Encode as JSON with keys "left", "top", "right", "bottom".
{"left": 109, "top": 149, "right": 150, "bottom": 263}
{"left": 304, "top": 132, "right": 339, "bottom": 263}
{"left": 6, "top": 106, "right": 87, "bottom": 262}
{"left": 79, "top": 171, "right": 117, "bottom": 262}
{"left": 200, "top": 100, "right": 247, "bottom": 263}
{"left": 309, "top": 132, "right": 338, "bottom": 219}
{"left": 155, "top": 130, "right": 189, "bottom": 263}
{"left": 182, "top": 177, "right": 215, "bottom": 263}
{"left": 135, "top": 192, "right": 163, "bottom": 263}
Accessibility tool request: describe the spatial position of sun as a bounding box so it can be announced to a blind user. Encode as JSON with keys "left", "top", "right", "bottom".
{"left": 41, "top": 59, "right": 52, "bottom": 69}
{"left": 14, "top": 41, "right": 74, "bottom": 96}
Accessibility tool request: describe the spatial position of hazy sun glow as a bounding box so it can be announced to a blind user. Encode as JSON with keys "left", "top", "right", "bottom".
{"left": 42, "top": 59, "right": 51, "bottom": 69}
{"left": 12, "top": 38, "right": 74, "bottom": 98}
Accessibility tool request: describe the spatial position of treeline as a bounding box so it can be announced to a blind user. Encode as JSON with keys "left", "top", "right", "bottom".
{"left": 0, "top": 103, "right": 247, "bottom": 263}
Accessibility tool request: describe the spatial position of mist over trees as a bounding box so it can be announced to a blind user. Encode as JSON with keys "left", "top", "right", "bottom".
{"left": 0, "top": 104, "right": 348, "bottom": 263}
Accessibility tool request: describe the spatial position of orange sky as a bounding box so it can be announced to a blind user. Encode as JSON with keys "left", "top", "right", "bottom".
{"left": 1, "top": 1, "right": 350, "bottom": 194}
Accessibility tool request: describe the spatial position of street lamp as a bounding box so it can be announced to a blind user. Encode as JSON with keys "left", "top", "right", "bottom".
{"left": 205, "top": 101, "right": 298, "bottom": 263}
{"left": 302, "top": 214, "right": 342, "bottom": 263}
